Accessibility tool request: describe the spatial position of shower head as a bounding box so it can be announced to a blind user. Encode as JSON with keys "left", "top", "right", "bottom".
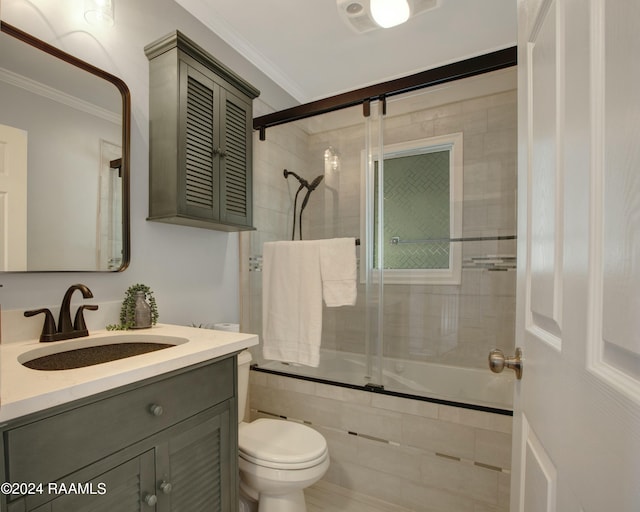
{"left": 299, "top": 175, "right": 324, "bottom": 215}
{"left": 308, "top": 175, "right": 324, "bottom": 191}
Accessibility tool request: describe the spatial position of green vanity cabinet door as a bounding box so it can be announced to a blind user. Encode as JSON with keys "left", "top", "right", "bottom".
{"left": 156, "top": 402, "right": 236, "bottom": 511}
{"left": 145, "top": 30, "right": 259, "bottom": 232}
{"left": 8, "top": 449, "right": 156, "bottom": 512}
{"left": 49, "top": 450, "right": 155, "bottom": 512}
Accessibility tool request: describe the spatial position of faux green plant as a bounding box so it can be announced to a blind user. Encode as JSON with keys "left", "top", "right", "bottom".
{"left": 106, "top": 283, "right": 159, "bottom": 330}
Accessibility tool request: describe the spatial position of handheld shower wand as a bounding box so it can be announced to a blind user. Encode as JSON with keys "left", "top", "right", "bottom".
{"left": 283, "top": 169, "right": 324, "bottom": 240}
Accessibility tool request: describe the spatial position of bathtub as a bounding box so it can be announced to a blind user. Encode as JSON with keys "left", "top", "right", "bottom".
{"left": 255, "top": 349, "right": 514, "bottom": 413}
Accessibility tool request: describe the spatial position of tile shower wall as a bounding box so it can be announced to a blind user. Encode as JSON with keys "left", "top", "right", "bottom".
{"left": 250, "top": 371, "right": 511, "bottom": 512}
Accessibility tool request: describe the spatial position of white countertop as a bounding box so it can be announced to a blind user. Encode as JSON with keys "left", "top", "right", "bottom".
{"left": 0, "top": 324, "right": 258, "bottom": 423}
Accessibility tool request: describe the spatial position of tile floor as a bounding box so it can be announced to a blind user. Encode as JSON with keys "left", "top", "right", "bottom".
{"left": 305, "top": 481, "right": 413, "bottom": 512}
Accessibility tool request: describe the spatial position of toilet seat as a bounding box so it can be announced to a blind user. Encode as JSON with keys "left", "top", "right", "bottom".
{"left": 239, "top": 418, "right": 328, "bottom": 470}
{"left": 239, "top": 448, "right": 329, "bottom": 470}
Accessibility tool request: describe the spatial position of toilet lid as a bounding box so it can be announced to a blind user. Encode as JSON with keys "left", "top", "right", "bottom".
{"left": 239, "top": 419, "right": 327, "bottom": 466}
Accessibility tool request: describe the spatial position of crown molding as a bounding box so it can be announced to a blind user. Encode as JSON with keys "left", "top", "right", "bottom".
{"left": 0, "top": 67, "right": 120, "bottom": 125}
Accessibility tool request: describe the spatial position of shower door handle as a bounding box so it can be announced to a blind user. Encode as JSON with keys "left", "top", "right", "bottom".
{"left": 488, "top": 348, "right": 523, "bottom": 380}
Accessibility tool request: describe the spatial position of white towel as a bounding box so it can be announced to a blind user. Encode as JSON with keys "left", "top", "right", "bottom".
{"left": 319, "top": 237, "right": 357, "bottom": 307}
{"left": 262, "top": 238, "right": 357, "bottom": 367}
{"left": 262, "top": 240, "right": 323, "bottom": 367}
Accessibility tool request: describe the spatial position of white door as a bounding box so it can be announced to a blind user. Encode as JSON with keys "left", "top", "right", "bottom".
{"left": 0, "top": 123, "right": 27, "bottom": 271}
{"left": 96, "top": 139, "right": 122, "bottom": 270}
{"left": 511, "top": 0, "right": 640, "bottom": 510}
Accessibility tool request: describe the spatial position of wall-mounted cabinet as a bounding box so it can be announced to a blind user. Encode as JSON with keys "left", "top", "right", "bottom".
{"left": 145, "top": 31, "right": 259, "bottom": 231}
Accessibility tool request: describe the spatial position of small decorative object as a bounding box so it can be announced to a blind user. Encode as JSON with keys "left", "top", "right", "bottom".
{"left": 133, "top": 291, "right": 152, "bottom": 329}
{"left": 107, "top": 284, "right": 158, "bottom": 330}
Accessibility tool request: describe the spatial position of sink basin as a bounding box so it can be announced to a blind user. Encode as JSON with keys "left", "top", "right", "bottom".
{"left": 19, "top": 335, "right": 188, "bottom": 371}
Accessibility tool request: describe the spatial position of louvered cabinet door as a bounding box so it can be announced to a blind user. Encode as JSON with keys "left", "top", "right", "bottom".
{"left": 180, "top": 63, "right": 220, "bottom": 221}
{"left": 219, "top": 90, "right": 252, "bottom": 227}
{"left": 161, "top": 403, "right": 234, "bottom": 512}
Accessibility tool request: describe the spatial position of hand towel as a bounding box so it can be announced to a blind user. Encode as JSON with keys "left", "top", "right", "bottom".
{"left": 262, "top": 240, "right": 323, "bottom": 367}
{"left": 319, "top": 237, "right": 357, "bottom": 307}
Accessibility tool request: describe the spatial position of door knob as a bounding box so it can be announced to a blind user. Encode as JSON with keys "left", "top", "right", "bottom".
{"left": 488, "top": 347, "right": 523, "bottom": 380}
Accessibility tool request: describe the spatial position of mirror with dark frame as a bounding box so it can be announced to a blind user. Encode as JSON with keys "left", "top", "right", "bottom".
{"left": 0, "top": 21, "right": 130, "bottom": 272}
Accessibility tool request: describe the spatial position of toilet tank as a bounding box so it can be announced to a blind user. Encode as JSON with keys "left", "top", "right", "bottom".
{"left": 237, "top": 350, "right": 252, "bottom": 424}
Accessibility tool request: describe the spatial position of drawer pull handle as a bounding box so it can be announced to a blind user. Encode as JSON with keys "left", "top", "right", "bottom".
{"left": 160, "top": 481, "right": 173, "bottom": 494}
{"left": 143, "top": 493, "right": 158, "bottom": 506}
{"left": 149, "top": 404, "right": 164, "bottom": 416}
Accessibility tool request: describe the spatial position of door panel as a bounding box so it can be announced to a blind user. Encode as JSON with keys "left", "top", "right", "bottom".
{"left": 514, "top": 0, "right": 640, "bottom": 510}
{"left": 0, "top": 123, "right": 27, "bottom": 271}
{"left": 523, "top": 418, "right": 556, "bottom": 512}
{"left": 529, "top": 0, "right": 563, "bottom": 348}
{"left": 594, "top": 0, "right": 640, "bottom": 396}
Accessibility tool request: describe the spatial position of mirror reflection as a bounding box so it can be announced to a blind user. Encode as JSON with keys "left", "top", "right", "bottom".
{"left": 0, "top": 22, "right": 129, "bottom": 272}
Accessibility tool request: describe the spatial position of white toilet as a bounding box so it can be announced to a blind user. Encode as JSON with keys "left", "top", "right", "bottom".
{"left": 237, "top": 351, "right": 329, "bottom": 512}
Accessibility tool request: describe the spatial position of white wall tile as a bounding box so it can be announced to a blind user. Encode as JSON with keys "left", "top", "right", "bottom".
{"left": 475, "top": 429, "right": 512, "bottom": 469}
{"left": 402, "top": 413, "right": 476, "bottom": 460}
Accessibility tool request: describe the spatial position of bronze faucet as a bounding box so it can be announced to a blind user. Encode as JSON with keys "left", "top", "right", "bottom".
{"left": 24, "top": 284, "right": 98, "bottom": 342}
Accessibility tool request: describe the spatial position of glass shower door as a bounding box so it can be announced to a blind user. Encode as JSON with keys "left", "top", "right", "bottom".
{"left": 373, "top": 73, "right": 518, "bottom": 409}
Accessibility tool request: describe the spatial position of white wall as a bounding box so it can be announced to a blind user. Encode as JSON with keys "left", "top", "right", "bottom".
{"left": 0, "top": 0, "right": 296, "bottom": 335}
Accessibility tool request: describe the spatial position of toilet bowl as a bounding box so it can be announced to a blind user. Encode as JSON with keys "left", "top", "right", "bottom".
{"left": 237, "top": 352, "right": 329, "bottom": 512}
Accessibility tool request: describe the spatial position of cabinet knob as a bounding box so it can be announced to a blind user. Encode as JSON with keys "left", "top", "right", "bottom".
{"left": 149, "top": 404, "right": 164, "bottom": 416}
{"left": 143, "top": 493, "right": 158, "bottom": 506}
{"left": 160, "top": 481, "right": 173, "bottom": 494}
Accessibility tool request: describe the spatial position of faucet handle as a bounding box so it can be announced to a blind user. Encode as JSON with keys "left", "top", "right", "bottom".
{"left": 24, "top": 308, "right": 57, "bottom": 342}
{"left": 73, "top": 304, "right": 99, "bottom": 332}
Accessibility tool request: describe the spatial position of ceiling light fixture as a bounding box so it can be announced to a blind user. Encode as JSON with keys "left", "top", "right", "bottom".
{"left": 84, "top": 0, "right": 115, "bottom": 26}
{"left": 337, "top": 0, "right": 438, "bottom": 34}
{"left": 370, "top": 0, "right": 410, "bottom": 28}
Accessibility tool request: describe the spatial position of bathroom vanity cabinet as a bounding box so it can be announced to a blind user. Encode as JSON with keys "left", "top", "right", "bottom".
{"left": 145, "top": 31, "right": 259, "bottom": 232}
{"left": 0, "top": 355, "right": 238, "bottom": 511}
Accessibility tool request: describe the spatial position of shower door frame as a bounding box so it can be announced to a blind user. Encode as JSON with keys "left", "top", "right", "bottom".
{"left": 253, "top": 47, "right": 516, "bottom": 138}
